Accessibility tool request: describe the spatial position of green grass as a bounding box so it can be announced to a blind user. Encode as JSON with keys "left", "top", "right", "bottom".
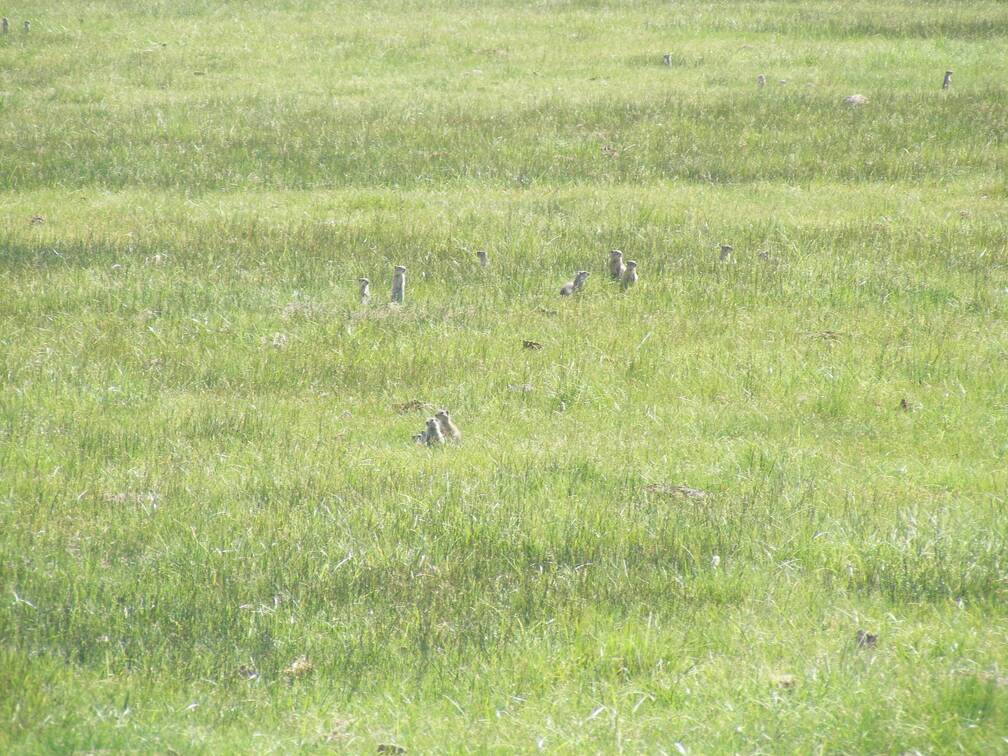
{"left": 2, "top": 0, "right": 1007, "bottom": 752}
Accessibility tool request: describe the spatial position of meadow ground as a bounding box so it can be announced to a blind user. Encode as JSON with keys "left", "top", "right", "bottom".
{"left": 1, "top": 0, "right": 1007, "bottom": 752}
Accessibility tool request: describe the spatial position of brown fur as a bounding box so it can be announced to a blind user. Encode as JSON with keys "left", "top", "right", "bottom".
{"left": 435, "top": 410, "right": 461, "bottom": 442}
{"left": 608, "top": 250, "right": 625, "bottom": 280}
{"left": 391, "top": 266, "right": 406, "bottom": 304}
{"left": 424, "top": 417, "right": 444, "bottom": 446}
{"left": 621, "top": 260, "right": 638, "bottom": 290}
{"left": 560, "top": 270, "right": 589, "bottom": 296}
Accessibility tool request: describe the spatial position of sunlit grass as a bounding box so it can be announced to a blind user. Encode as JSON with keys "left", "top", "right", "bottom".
{"left": 1, "top": 0, "right": 1007, "bottom": 752}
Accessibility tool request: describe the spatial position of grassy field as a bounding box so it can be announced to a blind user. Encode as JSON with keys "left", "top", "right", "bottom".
{"left": 2, "top": 0, "right": 1007, "bottom": 752}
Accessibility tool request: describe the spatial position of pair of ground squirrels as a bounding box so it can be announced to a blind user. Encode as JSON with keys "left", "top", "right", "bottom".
{"left": 608, "top": 250, "right": 638, "bottom": 290}
{"left": 560, "top": 271, "right": 589, "bottom": 296}
{"left": 3, "top": 18, "right": 28, "bottom": 33}
{"left": 412, "top": 410, "right": 461, "bottom": 446}
{"left": 358, "top": 265, "right": 407, "bottom": 305}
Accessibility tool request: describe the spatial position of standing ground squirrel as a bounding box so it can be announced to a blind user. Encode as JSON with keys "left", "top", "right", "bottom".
{"left": 608, "top": 250, "right": 625, "bottom": 280}
{"left": 476, "top": 249, "right": 488, "bottom": 267}
{"left": 424, "top": 417, "right": 444, "bottom": 446}
{"left": 435, "top": 410, "right": 461, "bottom": 442}
{"left": 622, "top": 260, "right": 638, "bottom": 290}
{"left": 1, "top": 18, "right": 9, "bottom": 34}
{"left": 359, "top": 277, "right": 370, "bottom": 304}
{"left": 391, "top": 265, "right": 406, "bottom": 304}
{"left": 560, "top": 271, "right": 589, "bottom": 296}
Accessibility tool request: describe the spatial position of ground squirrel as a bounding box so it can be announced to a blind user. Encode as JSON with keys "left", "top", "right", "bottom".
{"left": 719, "top": 244, "right": 733, "bottom": 261}
{"left": 391, "top": 265, "right": 406, "bottom": 304}
{"left": 476, "top": 249, "right": 488, "bottom": 267}
{"left": 358, "top": 277, "right": 370, "bottom": 304}
{"left": 424, "top": 417, "right": 444, "bottom": 446}
{"left": 1, "top": 18, "right": 8, "bottom": 34}
{"left": 435, "top": 410, "right": 461, "bottom": 442}
{"left": 560, "top": 271, "right": 589, "bottom": 296}
{"left": 608, "top": 250, "right": 625, "bottom": 280}
{"left": 622, "top": 260, "right": 638, "bottom": 290}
